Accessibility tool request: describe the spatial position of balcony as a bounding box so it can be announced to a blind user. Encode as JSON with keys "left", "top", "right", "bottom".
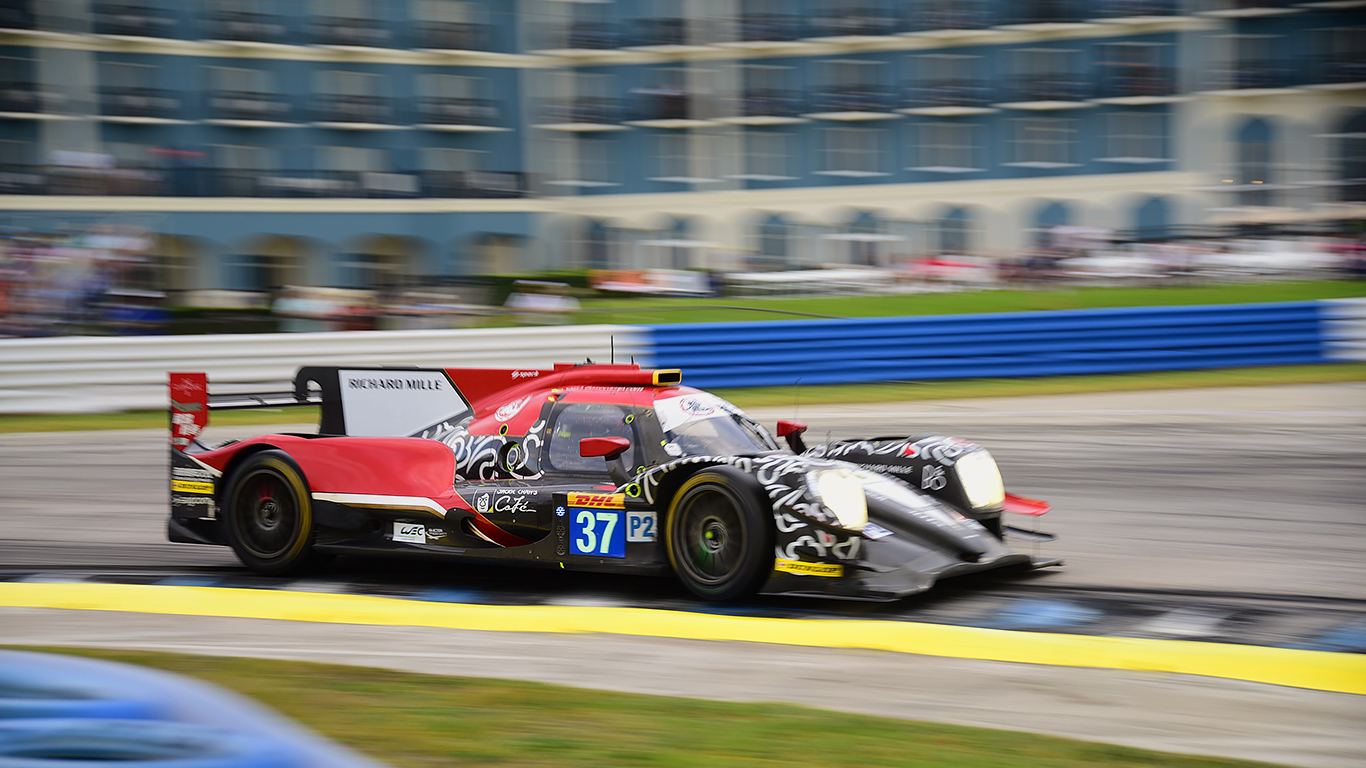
{"left": 736, "top": 13, "right": 802, "bottom": 42}
{"left": 1000, "top": 0, "right": 1093, "bottom": 26}
{"left": 997, "top": 76, "right": 1093, "bottom": 107}
{"left": 1195, "top": 1, "right": 1299, "bottom": 17}
{"left": 537, "top": 98, "right": 624, "bottom": 130}
{"left": 809, "top": 8, "right": 902, "bottom": 38}
{"left": 415, "top": 22, "right": 490, "bottom": 51}
{"left": 909, "top": 3, "right": 991, "bottom": 33}
{"left": 312, "top": 95, "right": 396, "bottom": 127}
{"left": 634, "top": 17, "right": 687, "bottom": 47}
{"left": 201, "top": 10, "right": 287, "bottom": 44}
{"left": 0, "top": 82, "right": 46, "bottom": 113}
{"left": 0, "top": 164, "right": 44, "bottom": 194}
{"left": 92, "top": 3, "right": 176, "bottom": 38}
{"left": 809, "top": 86, "right": 899, "bottom": 118}
{"left": 1204, "top": 62, "right": 1295, "bottom": 92}
{"left": 1092, "top": 0, "right": 1183, "bottom": 19}
{"left": 206, "top": 90, "right": 293, "bottom": 124}
{"left": 100, "top": 87, "right": 183, "bottom": 121}
{"left": 415, "top": 97, "right": 501, "bottom": 129}
{"left": 729, "top": 89, "right": 805, "bottom": 122}
{"left": 1309, "top": 55, "right": 1366, "bottom": 89}
{"left": 420, "top": 170, "right": 526, "bottom": 198}
{"left": 0, "top": 1, "right": 35, "bottom": 30}
{"left": 902, "top": 80, "right": 996, "bottom": 114}
{"left": 628, "top": 87, "right": 718, "bottom": 127}
{"left": 561, "top": 20, "right": 619, "bottom": 51}
{"left": 309, "top": 16, "right": 392, "bottom": 48}
{"left": 1094, "top": 65, "right": 1179, "bottom": 101}
{"left": 257, "top": 170, "right": 417, "bottom": 198}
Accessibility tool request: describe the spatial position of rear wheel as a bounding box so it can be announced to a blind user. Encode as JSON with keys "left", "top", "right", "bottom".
{"left": 666, "top": 469, "right": 772, "bottom": 602}
{"left": 223, "top": 450, "right": 319, "bottom": 575}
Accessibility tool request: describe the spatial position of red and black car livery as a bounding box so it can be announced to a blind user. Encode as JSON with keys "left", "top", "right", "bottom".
{"left": 169, "top": 363, "right": 1057, "bottom": 601}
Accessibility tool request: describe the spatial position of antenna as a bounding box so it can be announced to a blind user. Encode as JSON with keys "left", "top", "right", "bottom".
{"left": 610, "top": 335, "right": 615, "bottom": 364}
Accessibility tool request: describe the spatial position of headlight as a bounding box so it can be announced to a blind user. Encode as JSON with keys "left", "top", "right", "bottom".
{"left": 956, "top": 450, "right": 1005, "bottom": 509}
{"left": 806, "top": 468, "right": 867, "bottom": 531}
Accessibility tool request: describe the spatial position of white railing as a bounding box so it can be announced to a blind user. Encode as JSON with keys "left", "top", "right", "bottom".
{"left": 1324, "top": 298, "right": 1366, "bottom": 363}
{"left": 0, "top": 325, "right": 648, "bottom": 414}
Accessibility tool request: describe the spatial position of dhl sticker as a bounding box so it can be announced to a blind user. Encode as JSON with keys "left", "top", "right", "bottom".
{"left": 566, "top": 492, "right": 625, "bottom": 509}
{"left": 774, "top": 559, "right": 843, "bottom": 578}
{"left": 171, "top": 480, "right": 214, "bottom": 495}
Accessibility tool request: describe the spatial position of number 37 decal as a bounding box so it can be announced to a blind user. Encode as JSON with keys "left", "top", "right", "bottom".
{"left": 570, "top": 509, "right": 656, "bottom": 557}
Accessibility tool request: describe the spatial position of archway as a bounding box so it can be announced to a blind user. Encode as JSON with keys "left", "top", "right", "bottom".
{"left": 1236, "top": 117, "right": 1274, "bottom": 207}
{"left": 1337, "top": 111, "right": 1366, "bottom": 203}
{"left": 1133, "top": 196, "right": 1169, "bottom": 241}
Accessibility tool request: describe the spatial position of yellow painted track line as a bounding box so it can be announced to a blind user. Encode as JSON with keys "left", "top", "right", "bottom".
{"left": 4, "top": 582, "right": 1364, "bottom": 696}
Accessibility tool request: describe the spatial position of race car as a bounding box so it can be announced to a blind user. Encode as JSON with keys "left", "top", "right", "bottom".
{"left": 168, "top": 363, "right": 1058, "bottom": 601}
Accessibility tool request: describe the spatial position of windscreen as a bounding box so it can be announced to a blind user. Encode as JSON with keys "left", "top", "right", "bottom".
{"left": 654, "top": 392, "right": 780, "bottom": 457}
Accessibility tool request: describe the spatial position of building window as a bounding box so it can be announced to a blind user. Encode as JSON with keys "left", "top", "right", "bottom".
{"left": 315, "top": 70, "right": 389, "bottom": 122}
{"left": 818, "top": 126, "right": 887, "bottom": 177}
{"left": 311, "top": 0, "right": 390, "bottom": 46}
{"left": 649, "top": 132, "right": 719, "bottom": 183}
{"left": 418, "top": 73, "right": 496, "bottom": 125}
{"left": 548, "top": 136, "right": 617, "bottom": 188}
{"left": 651, "top": 132, "right": 689, "bottom": 181}
{"left": 412, "top": 0, "right": 485, "bottom": 50}
{"left": 1236, "top": 118, "right": 1273, "bottom": 207}
{"left": 211, "top": 144, "right": 274, "bottom": 196}
{"left": 909, "top": 122, "right": 981, "bottom": 172}
{"left": 1006, "top": 118, "right": 1077, "bottom": 168}
{"left": 1009, "top": 48, "right": 1087, "bottom": 102}
{"left": 907, "top": 54, "right": 988, "bottom": 109}
{"left": 321, "top": 145, "right": 385, "bottom": 173}
{"left": 737, "top": 64, "right": 800, "bottom": 118}
{"left": 209, "top": 65, "right": 273, "bottom": 95}
{"left": 1097, "top": 112, "right": 1166, "bottom": 163}
{"left": 1309, "top": 26, "right": 1366, "bottom": 85}
{"left": 101, "top": 61, "right": 153, "bottom": 91}
{"left": 207, "top": 65, "right": 287, "bottom": 121}
{"left": 727, "top": 130, "right": 793, "bottom": 180}
{"left": 817, "top": 59, "right": 892, "bottom": 113}
{"left": 1096, "top": 42, "right": 1173, "bottom": 99}
{"left": 1207, "top": 34, "right": 1284, "bottom": 90}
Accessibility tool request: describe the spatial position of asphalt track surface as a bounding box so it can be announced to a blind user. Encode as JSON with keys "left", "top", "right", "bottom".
{"left": 2, "top": 383, "right": 1364, "bottom": 767}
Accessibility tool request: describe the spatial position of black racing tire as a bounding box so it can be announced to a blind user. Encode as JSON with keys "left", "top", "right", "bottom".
{"left": 665, "top": 468, "right": 773, "bottom": 602}
{"left": 222, "top": 450, "right": 319, "bottom": 576}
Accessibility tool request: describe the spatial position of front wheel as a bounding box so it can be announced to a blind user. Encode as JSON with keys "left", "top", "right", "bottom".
{"left": 223, "top": 450, "right": 320, "bottom": 575}
{"left": 666, "top": 469, "right": 772, "bottom": 602}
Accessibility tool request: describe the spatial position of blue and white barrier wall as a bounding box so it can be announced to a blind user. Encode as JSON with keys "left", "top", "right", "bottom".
{"left": 0, "top": 299, "right": 1361, "bottom": 414}
{"left": 646, "top": 299, "right": 1365, "bottom": 390}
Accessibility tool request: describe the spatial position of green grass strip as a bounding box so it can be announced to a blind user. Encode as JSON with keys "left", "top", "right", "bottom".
{"left": 16, "top": 647, "right": 1294, "bottom": 768}
{"left": 571, "top": 281, "right": 1365, "bottom": 325}
{"left": 2, "top": 363, "right": 1362, "bottom": 433}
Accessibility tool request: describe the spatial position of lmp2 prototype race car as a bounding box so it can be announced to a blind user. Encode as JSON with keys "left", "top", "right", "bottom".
{"left": 168, "top": 363, "right": 1058, "bottom": 601}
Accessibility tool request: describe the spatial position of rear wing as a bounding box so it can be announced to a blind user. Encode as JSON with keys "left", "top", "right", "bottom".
{"left": 168, "top": 367, "right": 472, "bottom": 450}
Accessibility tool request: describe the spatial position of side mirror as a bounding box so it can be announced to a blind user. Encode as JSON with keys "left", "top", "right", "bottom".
{"left": 776, "top": 420, "right": 808, "bottom": 453}
{"left": 580, "top": 436, "right": 631, "bottom": 485}
{"left": 580, "top": 436, "right": 630, "bottom": 459}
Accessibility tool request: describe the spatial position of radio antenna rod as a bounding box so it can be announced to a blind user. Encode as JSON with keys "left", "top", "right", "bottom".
{"left": 610, "top": 336, "right": 615, "bottom": 364}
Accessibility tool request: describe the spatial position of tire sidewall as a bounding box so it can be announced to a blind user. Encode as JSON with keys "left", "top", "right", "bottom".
{"left": 665, "top": 466, "right": 773, "bottom": 602}
{"left": 222, "top": 449, "right": 313, "bottom": 575}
